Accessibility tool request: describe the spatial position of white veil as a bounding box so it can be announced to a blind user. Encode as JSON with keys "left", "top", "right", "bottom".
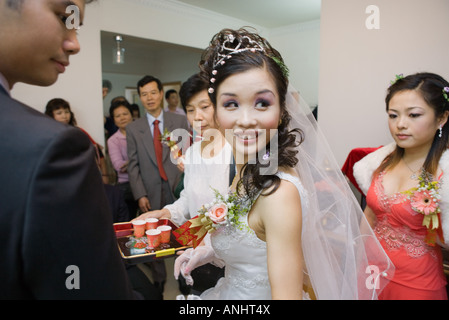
{"left": 285, "top": 86, "right": 394, "bottom": 300}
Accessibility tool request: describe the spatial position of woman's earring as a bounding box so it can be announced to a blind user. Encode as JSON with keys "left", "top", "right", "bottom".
{"left": 439, "top": 126, "right": 443, "bottom": 138}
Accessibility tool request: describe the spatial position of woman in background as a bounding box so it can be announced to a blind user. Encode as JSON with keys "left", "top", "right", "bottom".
{"left": 45, "top": 98, "right": 109, "bottom": 183}
{"left": 107, "top": 99, "right": 138, "bottom": 219}
{"left": 136, "top": 73, "right": 231, "bottom": 295}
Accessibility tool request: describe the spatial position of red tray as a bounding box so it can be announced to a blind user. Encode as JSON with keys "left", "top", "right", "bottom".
{"left": 114, "top": 219, "right": 190, "bottom": 264}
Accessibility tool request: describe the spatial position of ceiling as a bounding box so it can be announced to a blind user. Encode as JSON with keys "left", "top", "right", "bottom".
{"left": 101, "top": 31, "right": 203, "bottom": 74}
{"left": 177, "top": 0, "right": 321, "bottom": 28}
{"left": 101, "top": 0, "right": 321, "bottom": 74}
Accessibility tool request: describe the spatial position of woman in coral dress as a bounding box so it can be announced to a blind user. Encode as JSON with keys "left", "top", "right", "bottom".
{"left": 354, "top": 73, "right": 449, "bottom": 300}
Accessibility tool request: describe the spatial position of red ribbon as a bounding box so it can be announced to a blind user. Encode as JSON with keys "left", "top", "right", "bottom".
{"left": 173, "top": 215, "right": 207, "bottom": 248}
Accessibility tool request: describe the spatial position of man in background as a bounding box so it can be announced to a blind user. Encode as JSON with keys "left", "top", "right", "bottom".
{"left": 164, "top": 89, "right": 186, "bottom": 116}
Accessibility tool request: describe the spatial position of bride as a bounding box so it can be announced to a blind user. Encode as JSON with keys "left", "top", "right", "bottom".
{"left": 174, "top": 28, "right": 394, "bottom": 300}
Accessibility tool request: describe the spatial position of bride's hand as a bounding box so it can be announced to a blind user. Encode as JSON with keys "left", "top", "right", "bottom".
{"left": 174, "top": 248, "right": 195, "bottom": 285}
{"left": 174, "top": 246, "right": 225, "bottom": 285}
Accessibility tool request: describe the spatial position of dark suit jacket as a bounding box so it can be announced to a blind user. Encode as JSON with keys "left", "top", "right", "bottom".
{"left": 104, "top": 184, "right": 129, "bottom": 223}
{"left": 0, "top": 87, "right": 135, "bottom": 299}
{"left": 126, "top": 111, "right": 189, "bottom": 209}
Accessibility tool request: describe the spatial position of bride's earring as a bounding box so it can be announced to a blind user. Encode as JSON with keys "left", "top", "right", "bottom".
{"left": 439, "top": 126, "right": 443, "bottom": 138}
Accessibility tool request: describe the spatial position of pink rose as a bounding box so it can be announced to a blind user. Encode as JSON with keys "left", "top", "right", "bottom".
{"left": 209, "top": 203, "right": 228, "bottom": 224}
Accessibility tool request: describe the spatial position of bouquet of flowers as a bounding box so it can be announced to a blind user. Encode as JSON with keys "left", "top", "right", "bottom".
{"left": 174, "top": 188, "right": 252, "bottom": 248}
{"left": 404, "top": 170, "right": 442, "bottom": 245}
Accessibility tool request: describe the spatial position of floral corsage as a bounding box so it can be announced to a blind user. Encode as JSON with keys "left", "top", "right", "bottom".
{"left": 160, "top": 128, "right": 182, "bottom": 159}
{"left": 403, "top": 170, "right": 443, "bottom": 245}
{"left": 174, "top": 189, "right": 252, "bottom": 248}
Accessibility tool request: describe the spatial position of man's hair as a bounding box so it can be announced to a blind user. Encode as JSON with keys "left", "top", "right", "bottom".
{"left": 102, "top": 79, "right": 112, "bottom": 91}
{"left": 137, "top": 75, "right": 163, "bottom": 96}
{"left": 165, "top": 89, "right": 177, "bottom": 100}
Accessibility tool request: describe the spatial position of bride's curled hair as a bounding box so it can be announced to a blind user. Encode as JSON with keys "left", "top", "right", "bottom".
{"left": 199, "top": 27, "right": 303, "bottom": 199}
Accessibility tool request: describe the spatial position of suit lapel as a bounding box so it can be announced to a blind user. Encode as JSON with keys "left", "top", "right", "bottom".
{"left": 0, "top": 84, "right": 9, "bottom": 96}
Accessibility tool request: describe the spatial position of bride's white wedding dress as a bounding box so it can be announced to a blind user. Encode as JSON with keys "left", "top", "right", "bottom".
{"left": 199, "top": 171, "right": 307, "bottom": 300}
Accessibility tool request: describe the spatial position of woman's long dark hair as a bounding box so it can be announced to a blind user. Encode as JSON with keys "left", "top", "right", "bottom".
{"left": 199, "top": 28, "right": 303, "bottom": 199}
{"left": 375, "top": 72, "right": 449, "bottom": 177}
{"left": 45, "top": 98, "right": 77, "bottom": 126}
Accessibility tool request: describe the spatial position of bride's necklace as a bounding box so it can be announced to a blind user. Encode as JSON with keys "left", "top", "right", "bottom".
{"left": 402, "top": 158, "right": 423, "bottom": 180}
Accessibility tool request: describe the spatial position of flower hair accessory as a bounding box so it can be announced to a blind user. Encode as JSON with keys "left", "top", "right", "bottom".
{"left": 390, "top": 74, "right": 404, "bottom": 86}
{"left": 443, "top": 87, "right": 449, "bottom": 103}
{"left": 271, "top": 56, "right": 290, "bottom": 79}
{"left": 403, "top": 170, "right": 443, "bottom": 245}
{"left": 173, "top": 188, "right": 253, "bottom": 248}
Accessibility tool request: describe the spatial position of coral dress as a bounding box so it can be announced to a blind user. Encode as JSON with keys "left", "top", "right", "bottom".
{"left": 366, "top": 171, "right": 447, "bottom": 300}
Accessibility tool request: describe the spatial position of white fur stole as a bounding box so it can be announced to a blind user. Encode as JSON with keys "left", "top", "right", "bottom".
{"left": 353, "top": 142, "right": 449, "bottom": 245}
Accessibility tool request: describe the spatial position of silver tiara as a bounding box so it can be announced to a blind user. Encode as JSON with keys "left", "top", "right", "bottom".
{"left": 208, "top": 34, "right": 265, "bottom": 94}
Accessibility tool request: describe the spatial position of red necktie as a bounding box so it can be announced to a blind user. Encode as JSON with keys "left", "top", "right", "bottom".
{"left": 153, "top": 120, "right": 168, "bottom": 181}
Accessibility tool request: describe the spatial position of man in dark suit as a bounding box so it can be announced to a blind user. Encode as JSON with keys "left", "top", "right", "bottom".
{"left": 0, "top": 0, "right": 135, "bottom": 299}
{"left": 127, "top": 75, "right": 189, "bottom": 292}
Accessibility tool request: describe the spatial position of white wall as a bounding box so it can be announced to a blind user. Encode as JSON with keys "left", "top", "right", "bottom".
{"left": 269, "top": 20, "right": 320, "bottom": 108}
{"left": 319, "top": 0, "right": 449, "bottom": 165}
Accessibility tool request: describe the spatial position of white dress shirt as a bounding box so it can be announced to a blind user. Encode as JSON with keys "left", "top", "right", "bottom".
{"left": 146, "top": 111, "right": 164, "bottom": 137}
